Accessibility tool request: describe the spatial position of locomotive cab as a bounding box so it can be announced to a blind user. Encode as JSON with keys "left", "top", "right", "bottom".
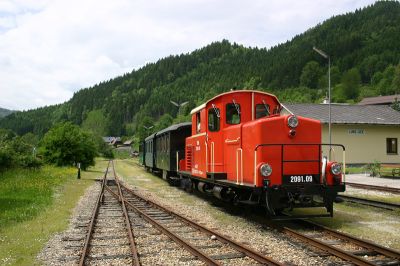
{"left": 180, "top": 90, "right": 345, "bottom": 218}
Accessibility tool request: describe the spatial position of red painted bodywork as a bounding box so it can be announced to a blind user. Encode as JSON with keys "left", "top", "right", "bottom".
{"left": 181, "top": 90, "right": 340, "bottom": 188}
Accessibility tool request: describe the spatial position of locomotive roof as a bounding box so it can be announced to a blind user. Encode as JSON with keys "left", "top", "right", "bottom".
{"left": 156, "top": 122, "right": 192, "bottom": 135}
{"left": 190, "top": 90, "right": 280, "bottom": 114}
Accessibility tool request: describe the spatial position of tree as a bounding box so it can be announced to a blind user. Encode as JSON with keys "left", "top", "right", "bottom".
{"left": 300, "top": 61, "right": 322, "bottom": 89}
{"left": 156, "top": 114, "right": 174, "bottom": 131}
{"left": 341, "top": 68, "right": 361, "bottom": 100}
{"left": 82, "top": 109, "right": 107, "bottom": 136}
{"left": 392, "top": 98, "right": 400, "bottom": 112}
{"left": 390, "top": 64, "right": 400, "bottom": 94}
{"left": 40, "top": 122, "right": 97, "bottom": 170}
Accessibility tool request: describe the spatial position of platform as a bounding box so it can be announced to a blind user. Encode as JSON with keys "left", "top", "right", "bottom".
{"left": 345, "top": 174, "right": 400, "bottom": 189}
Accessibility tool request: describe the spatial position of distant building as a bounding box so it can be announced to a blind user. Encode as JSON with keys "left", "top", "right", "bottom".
{"left": 358, "top": 94, "right": 400, "bottom": 105}
{"left": 102, "top": 136, "right": 121, "bottom": 144}
{"left": 123, "top": 140, "right": 133, "bottom": 146}
{"left": 286, "top": 104, "right": 400, "bottom": 165}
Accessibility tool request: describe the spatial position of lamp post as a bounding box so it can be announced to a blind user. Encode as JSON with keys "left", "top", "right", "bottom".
{"left": 313, "top": 46, "right": 332, "bottom": 160}
{"left": 142, "top": 125, "right": 153, "bottom": 137}
{"left": 170, "top": 100, "right": 189, "bottom": 122}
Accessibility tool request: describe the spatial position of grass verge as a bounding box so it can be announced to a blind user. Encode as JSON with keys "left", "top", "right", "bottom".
{"left": 0, "top": 162, "right": 104, "bottom": 265}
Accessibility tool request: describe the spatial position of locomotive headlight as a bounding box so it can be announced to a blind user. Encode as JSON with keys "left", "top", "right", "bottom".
{"left": 331, "top": 163, "right": 342, "bottom": 175}
{"left": 260, "top": 163, "right": 272, "bottom": 177}
{"left": 287, "top": 115, "right": 299, "bottom": 128}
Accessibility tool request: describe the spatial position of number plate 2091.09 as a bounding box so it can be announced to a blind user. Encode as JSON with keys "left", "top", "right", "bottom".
{"left": 282, "top": 175, "right": 319, "bottom": 184}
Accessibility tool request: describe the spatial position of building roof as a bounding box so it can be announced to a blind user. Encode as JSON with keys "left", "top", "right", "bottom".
{"left": 358, "top": 94, "right": 400, "bottom": 105}
{"left": 102, "top": 136, "right": 121, "bottom": 143}
{"left": 285, "top": 103, "right": 400, "bottom": 125}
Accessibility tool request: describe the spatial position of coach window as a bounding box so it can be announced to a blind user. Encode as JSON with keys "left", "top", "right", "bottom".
{"left": 226, "top": 102, "right": 240, "bottom": 125}
{"left": 208, "top": 106, "right": 220, "bottom": 131}
{"left": 256, "top": 103, "right": 270, "bottom": 119}
{"left": 166, "top": 136, "right": 170, "bottom": 151}
{"left": 387, "top": 138, "right": 398, "bottom": 154}
{"left": 196, "top": 112, "right": 201, "bottom": 133}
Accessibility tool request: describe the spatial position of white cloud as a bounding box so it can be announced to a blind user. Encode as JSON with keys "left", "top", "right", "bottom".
{"left": 0, "top": 0, "right": 376, "bottom": 110}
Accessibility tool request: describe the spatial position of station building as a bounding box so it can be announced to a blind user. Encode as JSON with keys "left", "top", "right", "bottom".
{"left": 286, "top": 104, "right": 400, "bottom": 165}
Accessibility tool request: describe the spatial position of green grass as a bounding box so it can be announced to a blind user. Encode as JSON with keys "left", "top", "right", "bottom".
{"left": 113, "top": 149, "right": 131, "bottom": 159}
{"left": 342, "top": 189, "right": 400, "bottom": 205}
{"left": 345, "top": 166, "right": 366, "bottom": 174}
{"left": 0, "top": 166, "right": 72, "bottom": 228}
{"left": 0, "top": 162, "right": 105, "bottom": 265}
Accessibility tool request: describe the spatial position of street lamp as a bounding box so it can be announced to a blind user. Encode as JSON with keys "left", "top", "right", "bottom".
{"left": 170, "top": 100, "right": 189, "bottom": 122}
{"left": 142, "top": 125, "right": 153, "bottom": 136}
{"left": 313, "top": 46, "right": 332, "bottom": 160}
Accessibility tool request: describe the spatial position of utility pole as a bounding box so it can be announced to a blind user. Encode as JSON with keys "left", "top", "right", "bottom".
{"left": 313, "top": 46, "right": 332, "bottom": 160}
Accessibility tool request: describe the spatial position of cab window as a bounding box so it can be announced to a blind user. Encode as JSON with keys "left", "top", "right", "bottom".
{"left": 226, "top": 103, "right": 240, "bottom": 125}
{"left": 208, "top": 107, "right": 220, "bottom": 131}
{"left": 196, "top": 112, "right": 201, "bottom": 133}
{"left": 256, "top": 104, "right": 270, "bottom": 119}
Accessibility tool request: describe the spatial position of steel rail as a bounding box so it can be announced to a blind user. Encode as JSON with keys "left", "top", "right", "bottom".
{"left": 78, "top": 160, "right": 110, "bottom": 266}
{"left": 339, "top": 194, "right": 400, "bottom": 211}
{"left": 114, "top": 186, "right": 222, "bottom": 265}
{"left": 111, "top": 160, "right": 140, "bottom": 266}
{"left": 296, "top": 219, "right": 400, "bottom": 262}
{"left": 346, "top": 182, "right": 400, "bottom": 194}
{"left": 120, "top": 183, "right": 282, "bottom": 266}
{"left": 280, "top": 226, "right": 376, "bottom": 266}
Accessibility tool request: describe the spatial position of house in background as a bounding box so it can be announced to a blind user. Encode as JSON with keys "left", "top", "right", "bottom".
{"left": 102, "top": 136, "right": 121, "bottom": 145}
{"left": 286, "top": 104, "right": 400, "bottom": 165}
{"left": 358, "top": 94, "right": 400, "bottom": 105}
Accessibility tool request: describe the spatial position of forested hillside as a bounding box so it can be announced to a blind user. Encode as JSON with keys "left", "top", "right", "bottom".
{"left": 1, "top": 1, "right": 399, "bottom": 139}
{"left": 0, "top": 108, "right": 14, "bottom": 118}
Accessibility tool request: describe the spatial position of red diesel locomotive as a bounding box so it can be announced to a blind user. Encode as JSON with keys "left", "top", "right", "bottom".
{"left": 144, "top": 90, "right": 346, "bottom": 218}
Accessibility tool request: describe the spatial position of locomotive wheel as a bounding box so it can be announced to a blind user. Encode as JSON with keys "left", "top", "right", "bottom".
{"left": 180, "top": 178, "right": 193, "bottom": 192}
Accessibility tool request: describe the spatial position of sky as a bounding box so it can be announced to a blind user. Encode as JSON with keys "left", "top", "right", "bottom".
{"left": 0, "top": 0, "right": 376, "bottom": 111}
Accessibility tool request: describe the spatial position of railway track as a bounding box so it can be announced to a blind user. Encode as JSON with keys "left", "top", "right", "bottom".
{"left": 266, "top": 219, "right": 400, "bottom": 266}
{"left": 346, "top": 182, "right": 400, "bottom": 194}
{"left": 77, "top": 160, "right": 281, "bottom": 265}
{"left": 78, "top": 160, "right": 139, "bottom": 265}
{"left": 338, "top": 194, "right": 400, "bottom": 211}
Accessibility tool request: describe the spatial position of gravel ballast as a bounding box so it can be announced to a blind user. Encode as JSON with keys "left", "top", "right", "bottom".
{"left": 39, "top": 160, "right": 350, "bottom": 265}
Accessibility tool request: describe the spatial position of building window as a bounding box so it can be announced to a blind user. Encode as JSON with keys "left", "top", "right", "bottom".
{"left": 208, "top": 107, "right": 220, "bottom": 131}
{"left": 226, "top": 103, "right": 240, "bottom": 124}
{"left": 256, "top": 104, "right": 270, "bottom": 119}
{"left": 387, "top": 138, "right": 398, "bottom": 154}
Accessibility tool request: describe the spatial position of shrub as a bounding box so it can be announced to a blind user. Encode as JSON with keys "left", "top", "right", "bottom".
{"left": 40, "top": 122, "right": 97, "bottom": 170}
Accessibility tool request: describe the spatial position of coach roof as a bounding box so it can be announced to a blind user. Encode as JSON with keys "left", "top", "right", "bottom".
{"left": 156, "top": 122, "right": 192, "bottom": 135}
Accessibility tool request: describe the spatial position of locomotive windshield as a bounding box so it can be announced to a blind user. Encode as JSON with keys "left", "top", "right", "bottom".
{"left": 226, "top": 103, "right": 241, "bottom": 124}
{"left": 208, "top": 106, "right": 220, "bottom": 131}
{"left": 256, "top": 101, "right": 270, "bottom": 119}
